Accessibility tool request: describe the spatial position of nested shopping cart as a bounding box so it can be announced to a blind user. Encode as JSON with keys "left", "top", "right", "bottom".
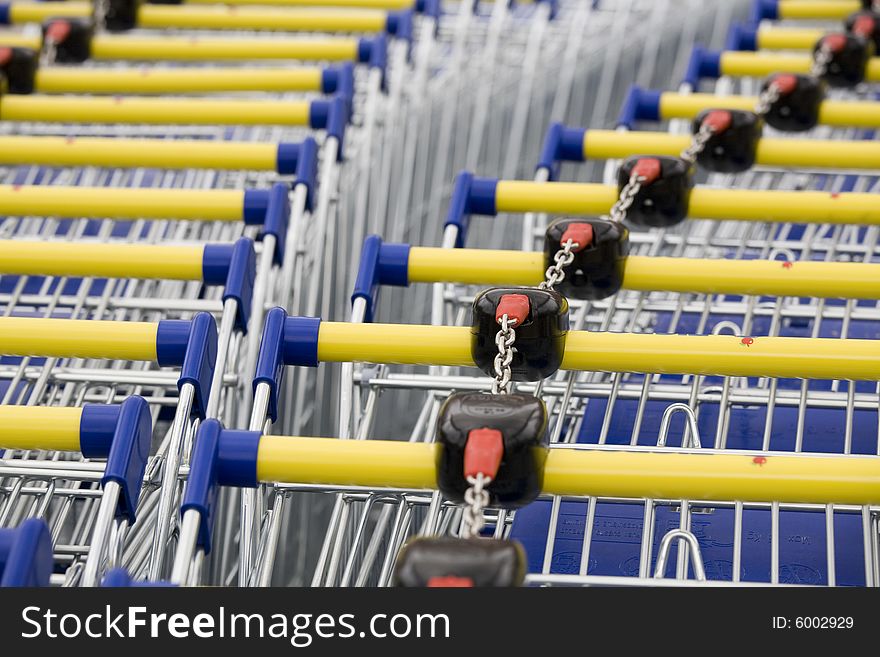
{"left": 204, "top": 0, "right": 880, "bottom": 587}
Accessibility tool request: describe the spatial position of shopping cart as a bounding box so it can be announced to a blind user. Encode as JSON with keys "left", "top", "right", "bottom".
{"left": 241, "top": 0, "right": 880, "bottom": 588}
{"left": 3, "top": 0, "right": 384, "bottom": 585}
{"left": 8, "top": 0, "right": 880, "bottom": 590}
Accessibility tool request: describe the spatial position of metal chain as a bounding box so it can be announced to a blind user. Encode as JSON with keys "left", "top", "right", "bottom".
{"left": 93, "top": 0, "right": 109, "bottom": 30}
{"left": 609, "top": 171, "right": 645, "bottom": 223}
{"left": 539, "top": 238, "right": 576, "bottom": 290}
{"left": 464, "top": 313, "right": 517, "bottom": 534}
{"left": 41, "top": 39, "right": 57, "bottom": 66}
{"left": 680, "top": 121, "right": 715, "bottom": 165}
{"left": 460, "top": 473, "right": 490, "bottom": 538}
{"left": 753, "top": 83, "right": 781, "bottom": 117}
{"left": 811, "top": 45, "right": 833, "bottom": 78}
{"left": 491, "top": 314, "right": 516, "bottom": 395}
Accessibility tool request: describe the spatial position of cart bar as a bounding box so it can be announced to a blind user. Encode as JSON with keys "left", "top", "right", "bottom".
{"left": 0, "top": 317, "right": 160, "bottom": 362}
{"left": 0, "top": 316, "right": 198, "bottom": 364}
{"left": 278, "top": 319, "right": 880, "bottom": 380}
{"left": 176, "top": 0, "right": 414, "bottom": 7}
{"left": 0, "top": 32, "right": 378, "bottom": 62}
{"left": 619, "top": 87, "right": 880, "bottom": 129}
{"left": 0, "top": 398, "right": 152, "bottom": 521}
{"left": 0, "top": 242, "right": 204, "bottom": 281}
{"left": 137, "top": 5, "right": 392, "bottom": 32}
{"left": 0, "top": 185, "right": 263, "bottom": 221}
{"left": 0, "top": 405, "right": 84, "bottom": 452}
{"left": 444, "top": 172, "right": 880, "bottom": 245}
{"left": 0, "top": 315, "right": 217, "bottom": 415}
{"left": 685, "top": 47, "right": 880, "bottom": 84}
{"left": 754, "top": 26, "right": 824, "bottom": 51}
{"left": 0, "top": 95, "right": 313, "bottom": 126}
{"left": 258, "top": 438, "right": 880, "bottom": 506}
{"left": 0, "top": 239, "right": 257, "bottom": 289}
{"left": 396, "top": 245, "right": 880, "bottom": 299}
{"left": 87, "top": 35, "right": 371, "bottom": 62}
{"left": 0, "top": 403, "right": 143, "bottom": 458}
{"left": 32, "top": 65, "right": 332, "bottom": 95}
{"left": 0, "top": 136, "right": 305, "bottom": 172}
{"left": 191, "top": 425, "right": 880, "bottom": 507}
{"left": 769, "top": 0, "right": 860, "bottom": 21}
{"left": 580, "top": 130, "right": 880, "bottom": 170}
{"left": 0, "top": 3, "right": 397, "bottom": 33}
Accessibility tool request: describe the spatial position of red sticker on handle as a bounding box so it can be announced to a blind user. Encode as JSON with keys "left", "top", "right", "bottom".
{"left": 741, "top": 337, "right": 754, "bottom": 347}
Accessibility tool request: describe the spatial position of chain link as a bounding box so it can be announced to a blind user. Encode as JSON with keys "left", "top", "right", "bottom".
{"left": 93, "top": 0, "right": 109, "bottom": 29}
{"left": 753, "top": 83, "right": 781, "bottom": 117}
{"left": 491, "top": 314, "right": 516, "bottom": 395}
{"left": 460, "top": 473, "right": 490, "bottom": 538}
{"left": 811, "top": 45, "right": 833, "bottom": 79}
{"left": 539, "top": 238, "right": 576, "bottom": 290}
{"left": 41, "top": 39, "right": 57, "bottom": 66}
{"left": 609, "top": 171, "right": 644, "bottom": 223}
{"left": 680, "top": 121, "right": 716, "bottom": 165}
{"left": 462, "top": 315, "right": 516, "bottom": 537}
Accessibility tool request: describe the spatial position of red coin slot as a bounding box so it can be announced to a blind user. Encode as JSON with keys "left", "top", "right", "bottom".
{"left": 770, "top": 73, "right": 798, "bottom": 96}
{"left": 853, "top": 14, "right": 876, "bottom": 38}
{"left": 560, "top": 223, "right": 594, "bottom": 253}
{"left": 464, "top": 428, "right": 504, "bottom": 481}
{"left": 495, "top": 293, "right": 530, "bottom": 326}
{"left": 45, "top": 20, "right": 72, "bottom": 44}
{"left": 428, "top": 576, "right": 474, "bottom": 588}
{"left": 0, "top": 47, "right": 12, "bottom": 67}
{"left": 632, "top": 157, "right": 661, "bottom": 185}
{"left": 822, "top": 33, "right": 848, "bottom": 53}
{"left": 702, "top": 109, "right": 733, "bottom": 134}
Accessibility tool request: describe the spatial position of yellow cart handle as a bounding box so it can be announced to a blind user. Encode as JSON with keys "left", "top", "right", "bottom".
{"left": 0, "top": 241, "right": 205, "bottom": 281}
{"left": 0, "top": 317, "right": 160, "bottom": 362}
{"left": 4, "top": 2, "right": 391, "bottom": 33}
{"left": 581, "top": 129, "right": 880, "bottom": 171}
{"left": 718, "top": 50, "right": 880, "bottom": 79}
{"left": 490, "top": 179, "right": 880, "bottom": 225}
{"left": 0, "top": 95, "right": 313, "bottom": 126}
{"left": 653, "top": 92, "right": 880, "bottom": 129}
{"left": 32, "top": 66, "right": 326, "bottom": 95}
{"left": 92, "top": 34, "right": 364, "bottom": 61}
{"left": 179, "top": 0, "right": 413, "bottom": 7}
{"left": 0, "top": 33, "right": 366, "bottom": 63}
{"left": 0, "top": 185, "right": 252, "bottom": 221}
{"left": 773, "top": 0, "right": 861, "bottom": 20}
{"left": 297, "top": 320, "right": 880, "bottom": 380}
{"left": 0, "top": 400, "right": 150, "bottom": 460}
{"left": 0, "top": 136, "right": 284, "bottom": 171}
{"left": 248, "top": 434, "right": 880, "bottom": 506}
{"left": 405, "top": 247, "right": 880, "bottom": 300}
{"left": 753, "top": 26, "right": 827, "bottom": 51}
{"left": 0, "top": 405, "right": 83, "bottom": 452}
